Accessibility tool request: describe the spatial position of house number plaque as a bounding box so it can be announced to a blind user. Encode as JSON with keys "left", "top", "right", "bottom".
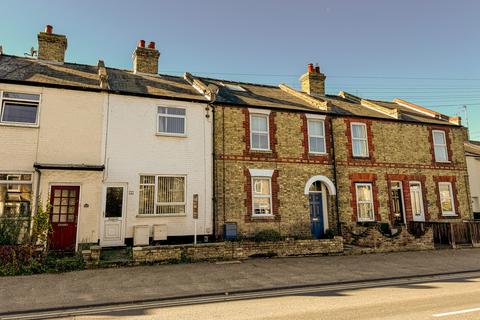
{"left": 193, "top": 194, "right": 199, "bottom": 219}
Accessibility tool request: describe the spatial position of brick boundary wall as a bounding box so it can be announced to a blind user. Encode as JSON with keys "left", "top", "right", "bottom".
{"left": 131, "top": 237, "right": 344, "bottom": 263}
{"left": 342, "top": 224, "right": 434, "bottom": 254}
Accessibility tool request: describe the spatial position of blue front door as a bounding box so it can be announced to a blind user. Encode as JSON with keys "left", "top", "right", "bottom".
{"left": 309, "top": 193, "right": 324, "bottom": 239}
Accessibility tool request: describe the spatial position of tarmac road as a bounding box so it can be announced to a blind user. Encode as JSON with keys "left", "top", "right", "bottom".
{"left": 5, "top": 272, "right": 480, "bottom": 320}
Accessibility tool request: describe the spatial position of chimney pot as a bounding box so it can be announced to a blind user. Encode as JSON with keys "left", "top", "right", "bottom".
{"left": 307, "top": 63, "right": 314, "bottom": 73}
{"left": 133, "top": 41, "right": 160, "bottom": 75}
{"left": 37, "top": 26, "right": 67, "bottom": 62}
{"left": 300, "top": 63, "right": 326, "bottom": 97}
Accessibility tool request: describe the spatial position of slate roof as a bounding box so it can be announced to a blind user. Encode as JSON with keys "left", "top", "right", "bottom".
{"left": 198, "top": 77, "right": 318, "bottom": 112}
{"left": 465, "top": 141, "right": 480, "bottom": 157}
{"left": 0, "top": 54, "right": 460, "bottom": 127}
{"left": 0, "top": 54, "right": 206, "bottom": 101}
{"left": 366, "top": 100, "right": 452, "bottom": 126}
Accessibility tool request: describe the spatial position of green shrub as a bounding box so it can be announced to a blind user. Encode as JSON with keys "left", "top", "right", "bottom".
{"left": 0, "top": 217, "right": 23, "bottom": 245}
{"left": 254, "top": 229, "right": 282, "bottom": 242}
{"left": 31, "top": 198, "right": 52, "bottom": 247}
{"left": 0, "top": 245, "right": 45, "bottom": 276}
{"left": 44, "top": 254, "right": 85, "bottom": 273}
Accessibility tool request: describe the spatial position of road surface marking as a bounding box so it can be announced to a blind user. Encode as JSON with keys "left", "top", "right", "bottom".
{"left": 433, "top": 307, "right": 480, "bottom": 317}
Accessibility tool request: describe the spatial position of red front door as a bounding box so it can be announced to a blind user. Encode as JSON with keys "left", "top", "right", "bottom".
{"left": 49, "top": 186, "right": 80, "bottom": 251}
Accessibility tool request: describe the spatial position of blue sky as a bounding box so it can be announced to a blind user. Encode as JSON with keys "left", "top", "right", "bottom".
{"left": 1, "top": 0, "right": 479, "bottom": 138}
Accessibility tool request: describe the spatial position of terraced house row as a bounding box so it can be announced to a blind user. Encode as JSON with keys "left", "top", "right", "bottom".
{"left": 0, "top": 26, "right": 473, "bottom": 251}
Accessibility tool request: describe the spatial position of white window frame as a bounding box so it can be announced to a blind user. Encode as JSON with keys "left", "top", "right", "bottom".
{"left": 351, "top": 122, "right": 369, "bottom": 158}
{"left": 0, "top": 91, "right": 41, "bottom": 127}
{"left": 432, "top": 130, "right": 449, "bottom": 163}
{"left": 409, "top": 181, "right": 425, "bottom": 220}
{"left": 307, "top": 116, "right": 326, "bottom": 155}
{"left": 355, "top": 183, "right": 375, "bottom": 222}
{"left": 251, "top": 177, "right": 273, "bottom": 217}
{"left": 249, "top": 108, "right": 271, "bottom": 151}
{"left": 6, "top": 174, "right": 21, "bottom": 192}
{"left": 438, "top": 182, "right": 456, "bottom": 216}
{"left": 249, "top": 168, "right": 274, "bottom": 217}
{"left": 156, "top": 106, "right": 187, "bottom": 137}
{"left": 138, "top": 174, "right": 187, "bottom": 216}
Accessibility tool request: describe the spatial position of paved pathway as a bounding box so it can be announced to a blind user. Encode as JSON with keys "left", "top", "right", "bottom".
{"left": 1, "top": 248, "right": 480, "bottom": 314}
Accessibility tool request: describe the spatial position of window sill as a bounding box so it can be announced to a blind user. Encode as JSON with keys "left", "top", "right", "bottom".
{"left": 252, "top": 214, "right": 274, "bottom": 218}
{"left": 0, "top": 122, "right": 39, "bottom": 128}
{"left": 250, "top": 149, "right": 272, "bottom": 153}
{"left": 352, "top": 156, "right": 370, "bottom": 160}
{"left": 136, "top": 214, "right": 187, "bottom": 218}
{"left": 441, "top": 213, "right": 458, "bottom": 218}
{"left": 308, "top": 152, "right": 327, "bottom": 156}
{"left": 156, "top": 133, "right": 187, "bottom": 138}
{"left": 435, "top": 160, "right": 451, "bottom": 164}
{"left": 356, "top": 220, "right": 376, "bottom": 226}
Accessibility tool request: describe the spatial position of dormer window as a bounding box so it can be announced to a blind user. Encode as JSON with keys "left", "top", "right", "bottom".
{"left": 432, "top": 130, "right": 448, "bottom": 162}
{"left": 0, "top": 92, "right": 40, "bottom": 126}
{"left": 157, "top": 106, "right": 186, "bottom": 136}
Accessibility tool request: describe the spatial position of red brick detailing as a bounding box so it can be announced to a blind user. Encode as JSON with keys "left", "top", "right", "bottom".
{"left": 344, "top": 118, "right": 376, "bottom": 163}
{"left": 427, "top": 126, "right": 454, "bottom": 166}
{"left": 385, "top": 174, "right": 429, "bottom": 223}
{"left": 349, "top": 173, "right": 380, "bottom": 222}
{"left": 432, "top": 176, "right": 461, "bottom": 219}
{"left": 244, "top": 168, "right": 280, "bottom": 223}
{"left": 301, "top": 115, "right": 332, "bottom": 163}
{"left": 216, "top": 154, "right": 465, "bottom": 171}
{"left": 243, "top": 109, "right": 277, "bottom": 158}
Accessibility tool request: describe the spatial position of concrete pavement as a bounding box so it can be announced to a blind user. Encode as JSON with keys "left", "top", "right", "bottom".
{"left": 1, "top": 248, "right": 480, "bottom": 316}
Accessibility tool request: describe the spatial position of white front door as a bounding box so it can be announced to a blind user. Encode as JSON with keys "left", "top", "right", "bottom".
{"left": 410, "top": 181, "right": 425, "bottom": 222}
{"left": 100, "top": 184, "right": 126, "bottom": 247}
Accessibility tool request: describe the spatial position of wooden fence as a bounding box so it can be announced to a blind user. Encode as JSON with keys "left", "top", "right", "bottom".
{"left": 431, "top": 221, "right": 480, "bottom": 248}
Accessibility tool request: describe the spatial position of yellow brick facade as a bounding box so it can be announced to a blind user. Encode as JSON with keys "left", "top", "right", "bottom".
{"left": 214, "top": 104, "right": 471, "bottom": 239}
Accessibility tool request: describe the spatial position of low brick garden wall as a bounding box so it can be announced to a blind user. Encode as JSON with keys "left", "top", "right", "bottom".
{"left": 343, "top": 224, "right": 434, "bottom": 254}
{"left": 132, "top": 237, "right": 344, "bottom": 264}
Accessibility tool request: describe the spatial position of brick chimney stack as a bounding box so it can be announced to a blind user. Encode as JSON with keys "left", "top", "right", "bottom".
{"left": 37, "top": 25, "right": 67, "bottom": 63}
{"left": 133, "top": 40, "right": 160, "bottom": 75}
{"left": 300, "top": 63, "right": 326, "bottom": 97}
